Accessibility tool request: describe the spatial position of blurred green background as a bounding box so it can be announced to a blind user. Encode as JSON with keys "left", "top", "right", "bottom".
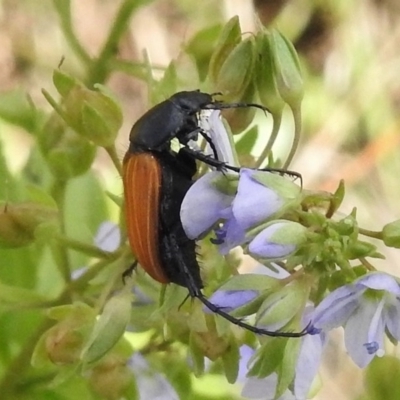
{"left": 1, "top": 0, "right": 400, "bottom": 399}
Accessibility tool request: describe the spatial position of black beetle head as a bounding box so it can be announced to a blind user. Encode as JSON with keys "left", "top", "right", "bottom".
{"left": 169, "top": 91, "right": 213, "bottom": 114}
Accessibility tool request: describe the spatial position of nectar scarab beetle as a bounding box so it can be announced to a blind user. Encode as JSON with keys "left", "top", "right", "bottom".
{"left": 122, "top": 90, "right": 306, "bottom": 337}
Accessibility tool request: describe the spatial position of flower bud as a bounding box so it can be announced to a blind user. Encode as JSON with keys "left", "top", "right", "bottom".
{"left": 248, "top": 220, "right": 307, "bottom": 260}
{"left": 209, "top": 16, "right": 242, "bottom": 84}
{"left": 191, "top": 330, "right": 230, "bottom": 361}
{"left": 88, "top": 354, "right": 132, "bottom": 400}
{"left": 62, "top": 84, "right": 123, "bottom": 148}
{"left": 215, "top": 37, "right": 256, "bottom": 99}
{"left": 255, "top": 31, "right": 285, "bottom": 115}
{"left": 45, "top": 323, "right": 83, "bottom": 365}
{"left": 0, "top": 202, "right": 58, "bottom": 248}
{"left": 39, "top": 113, "right": 96, "bottom": 179}
{"left": 382, "top": 220, "right": 400, "bottom": 248}
{"left": 270, "top": 30, "right": 304, "bottom": 110}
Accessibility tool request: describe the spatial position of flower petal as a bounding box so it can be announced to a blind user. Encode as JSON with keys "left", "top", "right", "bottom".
{"left": 344, "top": 299, "right": 384, "bottom": 368}
{"left": 385, "top": 299, "right": 400, "bottom": 340}
{"left": 180, "top": 171, "right": 234, "bottom": 239}
{"left": 241, "top": 375, "right": 295, "bottom": 399}
{"left": 356, "top": 272, "right": 400, "bottom": 296}
{"left": 94, "top": 221, "right": 121, "bottom": 252}
{"left": 233, "top": 169, "right": 284, "bottom": 231}
{"left": 294, "top": 333, "right": 325, "bottom": 399}
{"left": 311, "top": 285, "right": 363, "bottom": 330}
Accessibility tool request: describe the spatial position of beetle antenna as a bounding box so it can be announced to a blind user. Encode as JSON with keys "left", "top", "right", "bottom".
{"left": 206, "top": 102, "right": 270, "bottom": 115}
{"left": 180, "top": 147, "right": 303, "bottom": 186}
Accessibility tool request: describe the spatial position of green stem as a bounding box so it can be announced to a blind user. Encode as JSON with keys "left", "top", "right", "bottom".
{"left": 56, "top": 234, "right": 119, "bottom": 259}
{"left": 87, "top": 0, "right": 145, "bottom": 85}
{"left": 52, "top": 0, "right": 91, "bottom": 66}
{"left": 359, "top": 257, "right": 376, "bottom": 271}
{"left": 359, "top": 228, "right": 383, "bottom": 240}
{"left": 255, "top": 112, "right": 282, "bottom": 168}
{"left": 51, "top": 180, "right": 71, "bottom": 285}
{"left": 105, "top": 145, "right": 123, "bottom": 176}
{"left": 282, "top": 105, "right": 301, "bottom": 170}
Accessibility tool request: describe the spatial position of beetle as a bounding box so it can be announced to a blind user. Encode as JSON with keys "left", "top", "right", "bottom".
{"left": 123, "top": 90, "right": 306, "bottom": 337}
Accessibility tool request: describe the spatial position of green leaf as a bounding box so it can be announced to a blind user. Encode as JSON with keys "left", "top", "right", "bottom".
{"left": 53, "top": 69, "right": 81, "bottom": 97}
{"left": 276, "top": 338, "right": 301, "bottom": 398}
{"left": 221, "top": 338, "right": 239, "bottom": 383}
{"left": 81, "top": 289, "right": 133, "bottom": 364}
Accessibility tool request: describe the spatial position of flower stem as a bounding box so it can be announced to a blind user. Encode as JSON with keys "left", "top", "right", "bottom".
{"left": 86, "top": 0, "right": 145, "bottom": 85}
{"left": 255, "top": 112, "right": 282, "bottom": 168}
{"left": 282, "top": 105, "right": 301, "bottom": 170}
{"left": 359, "top": 227, "right": 383, "bottom": 240}
{"left": 52, "top": 0, "right": 91, "bottom": 66}
{"left": 105, "top": 145, "right": 123, "bottom": 176}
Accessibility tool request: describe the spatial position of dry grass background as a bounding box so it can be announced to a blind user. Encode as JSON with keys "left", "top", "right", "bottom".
{"left": 1, "top": 0, "right": 400, "bottom": 399}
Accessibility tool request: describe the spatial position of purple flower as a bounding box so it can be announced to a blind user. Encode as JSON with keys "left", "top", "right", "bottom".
{"left": 181, "top": 168, "right": 301, "bottom": 255}
{"left": 310, "top": 272, "right": 400, "bottom": 368}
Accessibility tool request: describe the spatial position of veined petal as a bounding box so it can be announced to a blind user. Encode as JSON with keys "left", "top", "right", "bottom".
{"left": 233, "top": 169, "right": 284, "bottom": 231}
{"left": 385, "top": 300, "right": 400, "bottom": 340}
{"left": 344, "top": 299, "right": 384, "bottom": 368}
{"left": 180, "top": 171, "right": 234, "bottom": 239}
{"left": 356, "top": 272, "right": 400, "bottom": 296}
{"left": 311, "top": 285, "right": 363, "bottom": 330}
{"left": 294, "top": 333, "right": 325, "bottom": 399}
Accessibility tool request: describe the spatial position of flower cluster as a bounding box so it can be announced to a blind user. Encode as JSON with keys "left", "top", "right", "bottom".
{"left": 179, "top": 110, "right": 400, "bottom": 399}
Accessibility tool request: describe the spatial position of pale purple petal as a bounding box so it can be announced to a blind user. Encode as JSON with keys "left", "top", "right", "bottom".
{"left": 200, "top": 110, "right": 237, "bottom": 166}
{"left": 249, "top": 224, "right": 296, "bottom": 258}
{"left": 241, "top": 375, "right": 295, "bottom": 400}
{"left": 180, "top": 171, "right": 234, "bottom": 239}
{"left": 233, "top": 169, "right": 283, "bottom": 231}
{"left": 204, "top": 290, "right": 259, "bottom": 314}
{"left": 94, "top": 221, "right": 121, "bottom": 252}
{"left": 238, "top": 345, "right": 255, "bottom": 381}
{"left": 356, "top": 273, "right": 400, "bottom": 296}
{"left": 344, "top": 300, "right": 383, "bottom": 368}
{"left": 218, "top": 216, "right": 246, "bottom": 254}
{"left": 294, "top": 333, "right": 325, "bottom": 399}
{"left": 311, "top": 286, "right": 363, "bottom": 330}
{"left": 385, "top": 300, "right": 400, "bottom": 340}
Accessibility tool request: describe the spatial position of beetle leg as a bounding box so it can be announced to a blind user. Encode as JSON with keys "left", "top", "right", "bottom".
{"left": 122, "top": 260, "right": 138, "bottom": 283}
{"left": 166, "top": 232, "right": 307, "bottom": 338}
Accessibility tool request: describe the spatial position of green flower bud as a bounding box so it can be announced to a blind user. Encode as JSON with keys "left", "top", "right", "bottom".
{"left": 45, "top": 323, "right": 83, "bottom": 365}
{"left": 62, "top": 84, "right": 123, "bottom": 147}
{"left": 209, "top": 16, "right": 242, "bottom": 84}
{"left": 270, "top": 30, "right": 304, "bottom": 110}
{"left": 382, "top": 220, "right": 400, "bottom": 248}
{"left": 88, "top": 354, "right": 132, "bottom": 400}
{"left": 255, "top": 31, "right": 285, "bottom": 115}
{"left": 191, "top": 329, "right": 230, "bottom": 361}
{"left": 222, "top": 82, "right": 257, "bottom": 134}
{"left": 215, "top": 37, "right": 256, "bottom": 99}
{"left": 39, "top": 113, "right": 96, "bottom": 179}
{"left": 0, "top": 202, "right": 58, "bottom": 248}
